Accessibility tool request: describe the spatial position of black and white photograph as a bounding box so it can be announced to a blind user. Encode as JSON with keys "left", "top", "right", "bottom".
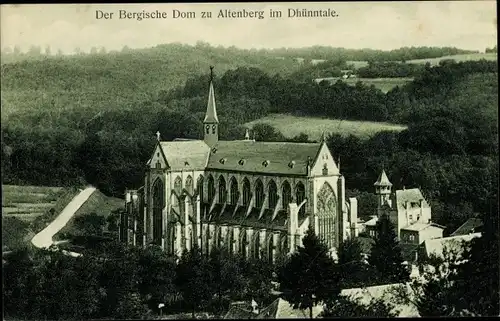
{"left": 1, "top": 1, "right": 498, "bottom": 319}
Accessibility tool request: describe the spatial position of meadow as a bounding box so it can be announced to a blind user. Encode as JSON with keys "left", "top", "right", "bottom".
{"left": 346, "top": 52, "right": 497, "bottom": 70}
{"left": 314, "top": 77, "right": 414, "bottom": 93}
{"left": 245, "top": 114, "right": 408, "bottom": 141}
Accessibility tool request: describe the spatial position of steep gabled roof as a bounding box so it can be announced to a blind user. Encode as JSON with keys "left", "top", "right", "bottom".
{"left": 423, "top": 233, "right": 482, "bottom": 259}
{"left": 203, "top": 80, "right": 219, "bottom": 123}
{"left": 159, "top": 140, "right": 210, "bottom": 171}
{"left": 206, "top": 140, "right": 321, "bottom": 176}
{"left": 374, "top": 169, "right": 392, "bottom": 187}
{"left": 394, "top": 188, "right": 425, "bottom": 209}
{"left": 450, "top": 218, "right": 484, "bottom": 236}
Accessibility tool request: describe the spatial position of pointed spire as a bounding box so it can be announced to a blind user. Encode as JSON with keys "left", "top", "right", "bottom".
{"left": 321, "top": 131, "right": 326, "bottom": 143}
{"left": 374, "top": 169, "right": 392, "bottom": 187}
{"left": 245, "top": 128, "right": 250, "bottom": 140}
{"left": 156, "top": 131, "right": 161, "bottom": 141}
{"left": 204, "top": 66, "right": 219, "bottom": 124}
{"left": 338, "top": 155, "right": 341, "bottom": 170}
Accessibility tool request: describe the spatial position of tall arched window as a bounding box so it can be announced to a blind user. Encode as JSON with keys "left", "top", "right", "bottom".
{"left": 253, "top": 232, "right": 260, "bottom": 259}
{"left": 197, "top": 176, "right": 204, "bottom": 203}
{"left": 242, "top": 178, "right": 251, "bottom": 207}
{"left": 152, "top": 179, "right": 165, "bottom": 246}
{"left": 174, "top": 176, "right": 182, "bottom": 195}
{"left": 207, "top": 175, "right": 215, "bottom": 204}
{"left": 241, "top": 230, "right": 247, "bottom": 259}
{"left": 230, "top": 177, "right": 239, "bottom": 205}
{"left": 218, "top": 176, "right": 226, "bottom": 204}
{"left": 296, "top": 182, "right": 306, "bottom": 217}
{"left": 255, "top": 179, "right": 264, "bottom": 208}
{"left": 227, "top": 229, "right": 234, "bottom": 255}
{"left": 282, "top": 181, "right": 292, "bottom": 211}
{"left": 185, "top": 176, "right": 193, "bottom": 195}
{"left": 268, "top": 180, "right": 278, "bottom": 209}
{"left": 268, "top": 236, "right": 274, "bottom": 264}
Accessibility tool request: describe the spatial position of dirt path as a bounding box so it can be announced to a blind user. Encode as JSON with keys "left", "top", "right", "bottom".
{"left": 31, "top": 186, "right": 96, "bottom": 256}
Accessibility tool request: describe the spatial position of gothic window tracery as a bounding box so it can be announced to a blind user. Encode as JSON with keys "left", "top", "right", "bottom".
{"left": 268, "top": 180, "right": 278, "bottom": 209}
{"left": 185, "top": 175, "right": 193, "bottom": 195}
{"left": 218, "top": 176, "right": 226, "bottom": 204}
{"left": 230, "top": 177, "right": 238, "bottom": 205}
{"left": 316, "top": 182, "right": 337, "bottom": 249}
{"left": 242, "top": 178, "right": 251, "bottom": 207}
{"left": 296, "top": 182, "right": 306, "bottom": 216}
{"left": 152, "top": 178, "right": 165, "bottom": 246}
{"left": 207, "top": 175, "right": 215, "bottom": 204}
{"left": 174, "top": 176, "right": 182, "bottom": 195}
{"left": 255, "top": 179, "right": 264, "bottom": 208}
{"left": 282, "top": 181, "right": 292, "bottom": 211}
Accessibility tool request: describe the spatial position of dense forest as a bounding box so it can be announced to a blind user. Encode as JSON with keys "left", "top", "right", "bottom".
{"left": 1, "top": 43, "right": 498, "bottom": 235}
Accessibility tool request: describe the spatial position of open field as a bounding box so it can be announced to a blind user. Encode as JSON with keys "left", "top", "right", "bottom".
{"left": 314, "top": 77, "right": 413, "bottom": 93}
{"left": 2, "top": 185, "right": 67, "bottom": 220}
{"left": 245, "top": 114, "right": 407, "bottom": 141}
{"left": 346, "top": 53, "right": 497, "bottom": 70}
{"left": 407, "top": 53, "right": 497, "bottom": 65}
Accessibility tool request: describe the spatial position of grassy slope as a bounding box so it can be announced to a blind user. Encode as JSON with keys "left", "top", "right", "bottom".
{"left": 346, "top": 53, "right": 497, "bottom": 69}
{"left": 55, "top": 189, "right": 124, "bottom": 239}
{"left": 245, "top": 114, "right": 407, "bottom": 141}
{"left": 315, "top": 77, "right": 414, "bottom": 93}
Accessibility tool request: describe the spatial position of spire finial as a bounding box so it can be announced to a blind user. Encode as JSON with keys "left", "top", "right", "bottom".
{"left": 321, "top": 131, "right": 326, "bottom": 143}
{"left": 156, "top": 131, "right": 161, "bottom": 141}
{"left": 210, "top": 66, "right": 214, "bottom": 82}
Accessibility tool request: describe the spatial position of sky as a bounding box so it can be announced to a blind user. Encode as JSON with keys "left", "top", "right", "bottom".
{"left": 0, "top": 1, "right": 497, "bottom": 54}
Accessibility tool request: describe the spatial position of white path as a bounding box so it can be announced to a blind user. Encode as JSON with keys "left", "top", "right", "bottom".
{"left": 31, "top": 186, "right": 96, "bottom": 257}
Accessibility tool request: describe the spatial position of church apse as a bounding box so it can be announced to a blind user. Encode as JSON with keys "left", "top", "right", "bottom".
{"left": 316, "top": 182, "right": 338, "bottom": 249}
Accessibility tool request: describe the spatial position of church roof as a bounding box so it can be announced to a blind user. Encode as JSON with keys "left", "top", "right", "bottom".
{"left": 203, "top": 81, "right": 219, "bottom": 123}
{"left": 374, "top": 169, "right": 392, "bottom": 186}
{"left": 159, "top": 140, "right": 210, "bottom": 170}
{"left": 206, "top": 140, "right": 321, "bottom": 176}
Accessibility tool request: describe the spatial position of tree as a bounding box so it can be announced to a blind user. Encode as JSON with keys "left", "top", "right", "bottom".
{"left": 337, "top": 236, "right": 374, "bottom": 289}
{"left": 322, "top": 295, "right": 397, "bottom": 318}
{"left": 449, "top": 198, "right": 499, "bottom": 316}
{"left": 278, "top": 228, "right": 340, "bottom": 318}
{"left": 75, "top": 212, "right": 106, "bottom": 236}
{"left": 137, "top": 245, "right": 177, "bottom": 309}
{"left": 176, "top": 245, "right": 213, "bottom": 318}
{"left": 246, "top": 256, "right": 275, "bottom": 308}
{"left": 368, "top": 214, "right": 409, "bottom": 284}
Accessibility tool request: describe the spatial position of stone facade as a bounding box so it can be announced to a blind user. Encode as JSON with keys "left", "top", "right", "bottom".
{"left": 119, "top": 72, "right": 358, "bottom": 260}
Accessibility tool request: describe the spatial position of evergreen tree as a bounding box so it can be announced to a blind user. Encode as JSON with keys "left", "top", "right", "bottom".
{"left": 449, "top": 198, "right": 499, "bottom": 316}
{"left": 176, "top": 245, "right": 213, "bottom": 318}
{"left": 278, "top": 228, "right": 340, "bottom": 318}
{"left": 337, "top": 236, "right": 373, "bottom": 289}
{"left": 368, "top": 214, "right": 409, "bottom": 284}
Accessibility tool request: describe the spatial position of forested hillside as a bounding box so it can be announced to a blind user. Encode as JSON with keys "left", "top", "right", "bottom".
{"left": 1, "top": 43, "right": 498, "bottom": 234}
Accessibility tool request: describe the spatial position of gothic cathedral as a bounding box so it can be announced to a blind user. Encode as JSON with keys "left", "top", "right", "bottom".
{"left": 120, "top": 67, "right": 359, "bottom": 262}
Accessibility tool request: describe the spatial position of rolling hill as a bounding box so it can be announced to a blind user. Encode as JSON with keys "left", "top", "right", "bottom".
{"left": 245, "top": 114, "right": 407, "bottom": 141}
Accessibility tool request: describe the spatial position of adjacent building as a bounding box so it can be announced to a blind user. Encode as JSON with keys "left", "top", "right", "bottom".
{"left": 364, "top": 170, "right": 444, "bottom": 245}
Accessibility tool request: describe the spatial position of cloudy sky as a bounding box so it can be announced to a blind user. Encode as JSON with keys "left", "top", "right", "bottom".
{"left": 1, "top": 1, "right": 497, "bottom": 54}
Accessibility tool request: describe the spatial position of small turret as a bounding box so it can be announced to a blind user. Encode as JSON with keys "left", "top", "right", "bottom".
{"left": 374, "top": 169, "right": 392, "bottom": 210}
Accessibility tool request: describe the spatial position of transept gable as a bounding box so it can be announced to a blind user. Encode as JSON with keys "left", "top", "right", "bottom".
{"left": 310, "top": 142, "right": 339, "bottom": 176}
{"left": 147, "top": 142, "right": 170, "bottom": 169}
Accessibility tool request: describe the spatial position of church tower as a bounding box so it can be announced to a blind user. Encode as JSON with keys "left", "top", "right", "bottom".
{"left": 203, "top": 66, "right": 219, "bottom": 147}
{"left": 374, "top": 169, "right": 392, "bottom": 213}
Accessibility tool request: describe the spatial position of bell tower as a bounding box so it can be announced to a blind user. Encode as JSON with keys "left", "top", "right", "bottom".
{"left": 374, "top": 169, "right": 392, "bottom": 214}
{"left": 203, "top": 66, "right": 219, "bottom": 147}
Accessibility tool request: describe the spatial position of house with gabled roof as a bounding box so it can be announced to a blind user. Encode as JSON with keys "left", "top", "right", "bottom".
{"left": 364, "top": 170, "right": 444, "bottom": 246}
{"left": 120, "top": 67, "right": 359, "bottom": 261}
